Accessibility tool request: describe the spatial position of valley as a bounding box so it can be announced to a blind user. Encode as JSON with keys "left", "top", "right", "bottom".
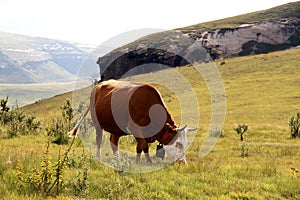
{"left": 0, "top": 80, "right": 90, "bottom": 106}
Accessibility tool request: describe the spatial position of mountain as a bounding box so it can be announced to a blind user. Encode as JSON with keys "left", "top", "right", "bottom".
{"left": 98, "top": 2, "right": 300, "bottom": 80}
{"left": 0, "top": 31, "right": 91, "bottom": 83}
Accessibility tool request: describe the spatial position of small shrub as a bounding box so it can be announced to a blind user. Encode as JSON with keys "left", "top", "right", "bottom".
{"left": 0, "top": 96, "right": 9, "bottom": 111}
{"left": 7, "top": 117, "right": 22, "bottom": 138}
{"left": 6, "top": 106, "right": 41, "bottom": 138}
{"left": 48, "top": 99, "right": 76, "bottom": 145}
{"left": 289, "top": 112, "right": 300, "bottom": 138}
{"left": 0, "top": 97, "right": 41, "bottom": 138}
{"left": 17, "top": 137, "right": 54, "bottom": 195}
{"left": 61, "top": 99, "right": 73, "bottom": 125}
{"left": 17, "top": 135, "right": 80, "bottom": 197}
{"left": 47, "top": 119, "right": 69, "bottom": 145}
{"left": 240, "top": 144, "right": 249, "bottom": 157}
{"left": 72, "top": 149, "right": 90, "bottom": 197}
{"left": 233, "top": 124, "right": 248, "bottom": 141}
{"left": 24, "top": 115, "right": 41, "bottom": 134}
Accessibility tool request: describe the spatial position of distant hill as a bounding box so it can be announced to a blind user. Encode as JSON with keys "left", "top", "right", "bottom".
{"left": 98, "top": 2, "right": 300, "bottom": 80}
{"left": 0, "top": 31, "right": 97, "bottom": 83}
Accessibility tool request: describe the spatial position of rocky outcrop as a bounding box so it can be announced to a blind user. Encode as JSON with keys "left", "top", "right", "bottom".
{"left": 197, "top": 19, "right": 300, "bottom": 59}
{"left": 97, "top": 31, "right": 210, "bottom": 80}
{"left": 98, "top": 18, "right": 300, "bottom": 80}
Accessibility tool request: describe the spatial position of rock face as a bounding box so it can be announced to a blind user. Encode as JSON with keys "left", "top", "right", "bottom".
{"left": 97, "top": 31, "right": 211, "bottom": 80}
{"left": 98, "top": 18, "right": 300, "bottom": 80}
{"left": 197, "top": 19, "right": 300, "bottom": 59}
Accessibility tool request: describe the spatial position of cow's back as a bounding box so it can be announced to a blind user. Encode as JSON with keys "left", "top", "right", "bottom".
{"left": 91, "top": 80, "right": 170, "bottom": 137}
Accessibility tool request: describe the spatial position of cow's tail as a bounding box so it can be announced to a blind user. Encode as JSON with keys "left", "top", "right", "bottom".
{"left": 68, "top": 104, "right": 91, "bottom": 138}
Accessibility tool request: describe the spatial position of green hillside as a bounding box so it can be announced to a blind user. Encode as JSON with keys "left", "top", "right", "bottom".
{"left": 23, "top": 48, "right": 300, "bottom": 130}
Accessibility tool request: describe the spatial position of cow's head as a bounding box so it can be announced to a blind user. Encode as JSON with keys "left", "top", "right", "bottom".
{"left": 163, "top": 125, "right": 196, "bottom": 164}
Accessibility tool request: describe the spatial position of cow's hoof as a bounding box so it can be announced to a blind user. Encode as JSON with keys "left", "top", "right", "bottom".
{"left": 146, "top": 159, "right": 153, "bottom": 163}
{"left": 96, "top": 152, "right": 101, "bottom": 160}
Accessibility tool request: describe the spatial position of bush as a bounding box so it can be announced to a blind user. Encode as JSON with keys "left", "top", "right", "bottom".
{"left": 0, "top": 96, "right": 9, "bottom": 113}
{"left": 7, "top": 110, "right": 41, "bottom": 138}
{"left": 0, "top": 96, "right": 10, "bottom": 125}
{"left": 17, "top": 135, "right": 90, "bottom": 197}
{"left": 60, "top": 99, "right": 73, "bottom": 125}
{"left": 289, "top": 112, "right": 300, "bottom": 138}
{"left": 47, "top": 119, "right": 69, "bottom": 145}
{"left": 48, "top": 99, "right": 75, "bottom": 145}
{"left": 0, "top": 97, "right": 41, "bottom": 138}
{"left": 24, "top": 115, "right": 41, "bottom": 133}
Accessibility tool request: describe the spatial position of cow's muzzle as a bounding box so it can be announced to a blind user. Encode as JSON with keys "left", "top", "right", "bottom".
{"left": 176, "top": 159, "right": 186, "bottom": 164}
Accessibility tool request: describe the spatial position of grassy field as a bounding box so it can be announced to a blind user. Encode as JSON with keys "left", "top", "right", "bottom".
{"left": 1, "top": 48, "right": 300, "bottom": 199}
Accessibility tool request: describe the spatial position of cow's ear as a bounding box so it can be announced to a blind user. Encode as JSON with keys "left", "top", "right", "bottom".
{"left": 166, "top": 123, "right": 176, "bottom": 134}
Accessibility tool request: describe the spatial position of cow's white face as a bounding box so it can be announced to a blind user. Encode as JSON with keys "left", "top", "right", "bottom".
{"left": 164, "top": 125, "right": 196, "bottom": 164}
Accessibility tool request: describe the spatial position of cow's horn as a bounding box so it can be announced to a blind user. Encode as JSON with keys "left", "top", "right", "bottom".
{"left": 187, "top": 127, "right": 197, "bottom": 131}
{"left": 176, "top": 125, "right": 187, "bottom": 132}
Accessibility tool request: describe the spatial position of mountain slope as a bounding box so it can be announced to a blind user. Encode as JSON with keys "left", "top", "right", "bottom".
{"left": 0, "top": 51, "right": 35, "bottom": 83}
{"left": 98, "top": 2, "right": 300, "bottom": 80}
{"left": 0, "top": 31, "right": 89, "bottom": 83}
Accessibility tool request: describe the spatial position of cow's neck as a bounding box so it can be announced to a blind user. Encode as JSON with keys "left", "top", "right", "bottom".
{"left": 166, "top": 111, "right": 175, "bottom": 126}
{"left": 158, "top": 123, "right": 178, "bottom": 145}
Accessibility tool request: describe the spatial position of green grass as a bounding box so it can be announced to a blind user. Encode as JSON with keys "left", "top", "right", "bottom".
{"left": 1, "top": 48, "right": 300, "bottom": 199}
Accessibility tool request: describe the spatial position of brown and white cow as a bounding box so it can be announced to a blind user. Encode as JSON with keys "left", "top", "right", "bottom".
{"left": 68, "top": 80, "right": 196, "bottom": 163}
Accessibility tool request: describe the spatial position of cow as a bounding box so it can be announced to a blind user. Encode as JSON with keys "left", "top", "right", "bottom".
{"left": 68, "top": 80, "right": 196, "bottom": 163}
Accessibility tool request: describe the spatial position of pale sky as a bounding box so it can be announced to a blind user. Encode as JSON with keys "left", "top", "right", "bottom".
{"left": 0, "top": 0, "right": 298, "bottom": 46}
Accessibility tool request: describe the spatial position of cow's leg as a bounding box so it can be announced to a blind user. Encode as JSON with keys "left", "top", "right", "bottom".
{"left": 96, "top": 128, "right": 103, "bottom": 159}
{"left": 110, "top": 134, "right": 120, "bottom": 157}
{"left": 143, "top": 145, "right": 152, "bottom": 163}
{"left": 135, "top": 138, "right": 152, "bottom": 163}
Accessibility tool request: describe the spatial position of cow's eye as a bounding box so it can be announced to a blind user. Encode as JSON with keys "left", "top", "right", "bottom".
{"left": 176, "top": 142, "right": 183, "bottom": 149}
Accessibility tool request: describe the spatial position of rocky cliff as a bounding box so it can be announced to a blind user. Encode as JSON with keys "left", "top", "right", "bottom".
{"left": 196, "top": 19, "right": 300, "bottom": 59}
{"left": 98, "top": 2, "right": 300, "bottom": 80}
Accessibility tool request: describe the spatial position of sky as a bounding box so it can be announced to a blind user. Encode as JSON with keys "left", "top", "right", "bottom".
{"left": 0, "top": 0, "right": 298, "bottom": 46}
